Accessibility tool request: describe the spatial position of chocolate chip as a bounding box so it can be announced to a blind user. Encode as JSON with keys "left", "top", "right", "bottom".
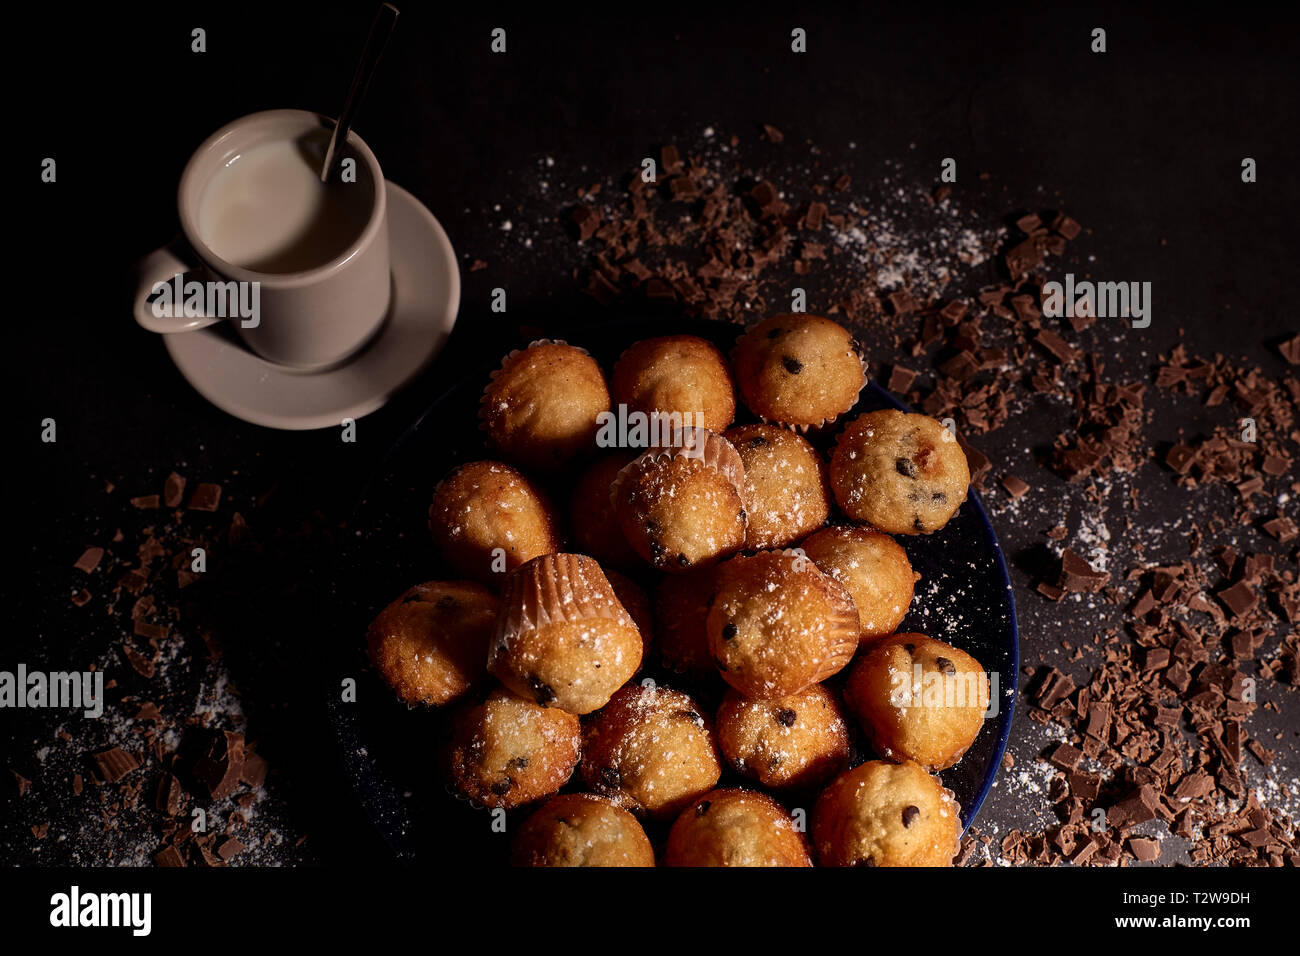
{"left": 490, "top": 780, "right": 513, "bottom": 796}
{"left": 935, "top": 656, "right": 956, "bottom": 675}
{"left": 782, "top": 355, "right": 803, "bottom": 374}
{"left": 747, "top": 436, "right": 769, "bottom": 448}
{"left": 696, "top": 800, "right": 711, "bottom": 816}
{"left": 676, "top": 553, "right": 690, "bottom": 566}
{"left": 435, "top": 595, "right": 458, "bottom": 609}
{"left": 931, "top": 492, "right": 947, "bottom": 503}
{"left": 851, "top": 856, "right": 877, "bottom": 867}
{"left": 527, "top": 675, "right": 556, "bottom": 705}
{"left": 766, "top": 327, "right": 784, "bottom": 339}
{"left": 896, "top": 457, "right": 918, "bottom": 478}
{"left": 775, "top": 708, "right": 797, "bottom": 727}
{"left": 674, "top": 709, "right": 703, "bottom": 725}
{"left": 600, "top": 767, "right": 622, "bottom": 788}
{"left": 902, "top": 805, "right": 920, "bottom": 827}
{"left": 722, "top": 622, "right": 738, "bottom": 641}
{"left": 508, "top": 756, "right": 530, "bottom": 770}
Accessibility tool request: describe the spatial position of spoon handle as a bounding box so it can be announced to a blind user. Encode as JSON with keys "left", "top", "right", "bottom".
{"left": 320, "top": 3, "right": 400, "bottom": 182}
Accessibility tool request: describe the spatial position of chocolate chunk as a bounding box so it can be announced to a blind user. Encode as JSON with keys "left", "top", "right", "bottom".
{"left": 901, "top": 805, "right": 920, "bottom": 827}
{"left": 721, "top": 622, "right": 738, "bottom": 641}
{"left": 154, "top": 845, "right": 186, "bottom": 868}
{"left": 120, "top": 644, "right": 155, "bottom": 678}
{"left": 163, "top": 472, "right": 186, "bottom": 508}
{"left": 192, "top": 730, "right": 245, "bottom": 800}
{"left": 131, "top": 495, "right": 160, "bottom": 509}
{"left": 1127, "top": 837, "right": 1162, "bottom": 862}
{"left": 1217, "top": 581, "right": 1257, "bottom": 619}
{"left": 187, "top": 482, "right": 223, "bottom": 512}
{"left": 775, "top": 708, "right": 797, "bottom": 727}
{"left": 571, "top": 205, "right": 599, "bottom": 241}
{"left": 238, "top": 752, "right": 268, "bottom": 789}
{"left": 895, "top": 457, "right": 918, "bottom": 478}
{"left": 216, "top": 838, "right": 245, "bottom": 861}
{"left": 74, "top": 547, "right": 103, "bottom": 573}
{"left": 155, "top": 774, "right": 185, "bottom": 815}
{"left": 887, "top": 365, "right": 916, "bottom": 393}
{"left": 1276, "top": 334, "right": 1300, "bottom": 365}
{"left": 1000, "top": 475, "right": 1029, "bottom": 498}
{"left": 935, "top": 656, "right": 956, "bottom": 675}
{"left": 92, "top": 747, "right": 139, "bottom": 784}
{"left": 1059, "top": 549, "right": 1109, "bottom": 593}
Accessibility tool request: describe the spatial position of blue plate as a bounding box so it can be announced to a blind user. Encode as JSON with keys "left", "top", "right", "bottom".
{"left": 329, "top": 316, "right": 1018, "bottom": 862}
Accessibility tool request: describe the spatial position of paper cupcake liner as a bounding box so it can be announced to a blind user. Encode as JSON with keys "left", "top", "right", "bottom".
{"left": 729, "top": 328, "right": 868, "bottom": 435}
{"left": 608, "top": 426, "right": 747, "bottom": 514}
{"left": 492, "top": 554, "right": 636, "bottom": 663}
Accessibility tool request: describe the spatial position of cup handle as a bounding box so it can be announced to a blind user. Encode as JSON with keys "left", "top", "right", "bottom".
{"left": 132, "top": 240, "right": 225, "bottom": 334}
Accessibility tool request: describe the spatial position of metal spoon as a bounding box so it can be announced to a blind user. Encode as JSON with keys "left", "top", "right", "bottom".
{"left": 320, "top": 3, "right": 400, "bottom": 182}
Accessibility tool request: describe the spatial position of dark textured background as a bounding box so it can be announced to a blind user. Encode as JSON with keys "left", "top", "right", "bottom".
{"left": 7, "top": 1, "right": 1298, "bottom": 864}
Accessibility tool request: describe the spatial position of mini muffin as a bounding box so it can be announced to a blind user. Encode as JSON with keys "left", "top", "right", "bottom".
{"left": 366, "top": 581, "right": 499, "bottom": 707}
{"left": 812, "top": 759, "right": 961, "bottom": 867}
{"left": 651, "top": 567, "right": 719, "bottom": 678}
{"left": 447, "top": 687, "right": 581, "bottom": 810}
{"left": 706, "top": 550, "right": 859, "bottom": 699}
{"left": 581, "top": 682, "right": 722, "bottom": 820}
{"left": 490, "top": 554, "right": 643, "bottom": 715}
{"left": 610, "top": 334, "right": 737, "bottom": 433}
{"left": 715, "top": 684, "right": 851, "bottom": 790}
{"left": 481, "top": 341, "right": 611, "bottom": 472}
{"left": 429, "top": 461, "right": 560, "bottom": 586}
{"left": 800, "top": 526, "right": 918, "bottom": 642}
{"left": 511, "top": 793, "right": 655, "bottom": 867}
{"left": 570, "top": 452, "right": 641, "bottom": 570}
{"left": 724, "top": 424, "right": 831, "bottom": 550}
{"left": 731, "top": 314, "right": 865, "bottom": 429}
{"left": 665, "top": 789, "right": 812, "bottom": 867}
{"left": 612, "top": 427, "right": 747, "bottom": 572}
{"left": 843, "top": 633, "right": 989, "bottom": 771}
{"left": 829, "top": 410, "right": 970, "bottom": 535}
{"left": 603, "top": 568, "right": 654, "bottom": 668}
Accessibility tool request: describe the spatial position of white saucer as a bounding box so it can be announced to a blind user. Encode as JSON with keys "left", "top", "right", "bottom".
{"left": 163, "top": 182, "right": 460, "bottom": 430}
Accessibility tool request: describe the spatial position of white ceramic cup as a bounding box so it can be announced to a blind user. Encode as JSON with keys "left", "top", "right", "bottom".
{"left": 132, "top": 109, "right": 390, "bottom": 371}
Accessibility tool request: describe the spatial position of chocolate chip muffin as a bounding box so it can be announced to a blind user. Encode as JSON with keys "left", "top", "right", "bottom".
{"left": 610, "top": 334, "right": 737, "bottom": 433}
{"left": 447, "top": 687, "right": 581, "bottom": 810}
{"left": 715, "top": 683, "right": 851, "bottom": 790}
{"left": 651, "top": 566, "right": 719, "bottom": 678}
{"left": 812, "top": 759, "right": 962, "bottom": 867}
{"left": 490, "top": 554, "right": 643, "bottom": 715}
{"left": 724, "top": 424, "right": 831, "bottom": 550}
{"left": 603, "top": 567, "right": 654, "bottom": 670}
{"left": 731, "top": 314, "right": 866, "bottom": 429}
{"left": 570, "top": 452, "right": 641, "bottom": 570}
{"left": 612, "top": 427, "right": 747, "bottom": 572}
{"left": 706, "top": 550, "right": 859, "bottom": 699}
{"left": 481, "top": 341, "right": 611, "bottom": 472}
{"left": 511, "top": 793, "right": 655, "bottom": 867}
{"left": 664, "top": 789, "right": 812, "bottom": 867}
{"left": 429, "top": 460, "right": 560, "bottom": 586}
{"left": 829, "top": 410, "right": 970, "bottom": 535}
{"left": 843, "top": 633, "right": 989, "bottom": 771}
{"left": 366, "top": 580, "right": 499, "bottom": 707}
{"left": 800, "top": 526, "right": 918, "bottom": 642}
{"left": 580, "top": 682, "right": 722, "bottom": 820}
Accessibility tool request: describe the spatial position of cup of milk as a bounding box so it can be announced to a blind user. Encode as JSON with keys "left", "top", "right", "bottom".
{"left": 132, "top": 109, "right": 390, "bottom": 371}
